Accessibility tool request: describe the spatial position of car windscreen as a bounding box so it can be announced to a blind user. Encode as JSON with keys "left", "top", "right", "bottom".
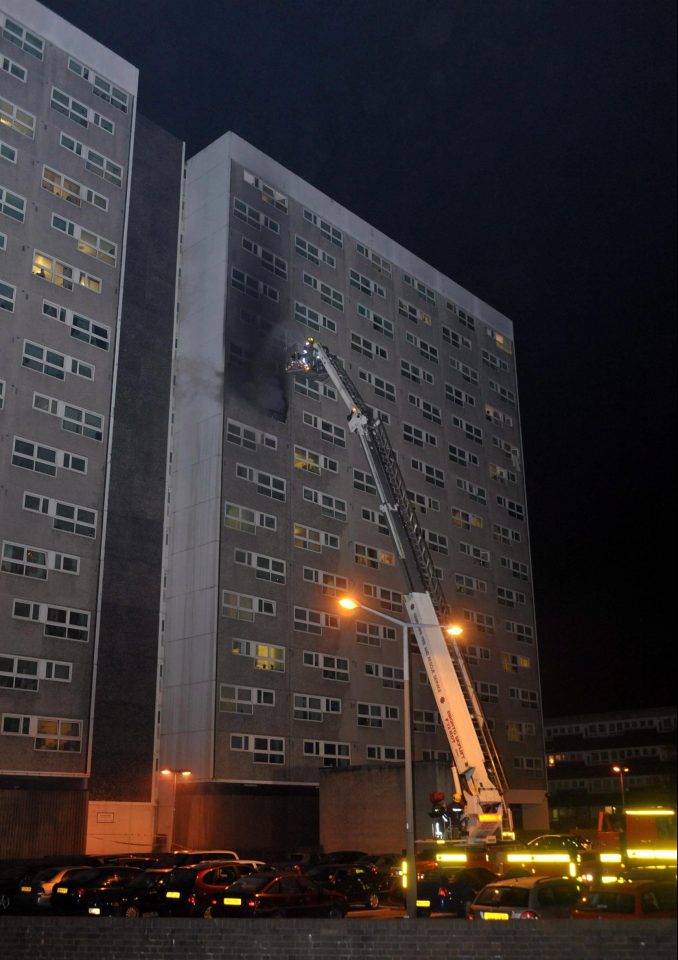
{"left": 166, "top": 868, "right": 200, "bottom": 887}
{"left": 475, "top": 886, "right": 530, "bottom": 908}
{"left": 225, "top": 874, "right": 275, "bottom": 894}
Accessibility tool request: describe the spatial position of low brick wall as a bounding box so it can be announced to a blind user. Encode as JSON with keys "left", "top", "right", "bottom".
{"left": 2, "top": 917, "right": 676, "bottom": 960}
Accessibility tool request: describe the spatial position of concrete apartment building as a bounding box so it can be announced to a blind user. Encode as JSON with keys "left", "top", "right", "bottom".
{"left": 1, "top": 1, "right": 547, "bottom": 856}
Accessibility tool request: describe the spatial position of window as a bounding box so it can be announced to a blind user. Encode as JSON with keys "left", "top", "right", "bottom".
{"left": 459, "top": 540, "right": 490, "bottom": 567}
{"left": 22, "top": 341, "right": 93, "bottom": 382}
{"left": 1, "top": 52, "right": 26, "bottom": 81}
{"left": 446, "top": 383, "right": 476, "bottom": 408}
{"left": 219, "top": 684, "right": 274, "bottom": 714}
{"left": 33, "top": 393, "right": 103, "bottom": 441}
{"left": 293, "top": 607, "right": 339, "bottom": 634}
{"left": 502, "top": 652, "right": 531, "bottom": 673}
{"left": 485, "top": 403, "right": 513, "bottom": 428}
{"left": 476, "top": 682, "right": 499, "bottom": 704}
{"left": 233, "top": 196, "right": 279, "bottom": 233}
{"left": 243, "top": 169, "right": 288, "bottom": 212}
{"left": 408, "top": 393, "right": 441, "bottom": 424}
{"left": 32, "top": 250, "right": 101, "bottom": 294}
{"left": 351, "top": 332, "right": 387, "bottom": 361}
{"left": 303, "top": 651, "right": 349, "bottom": 682}
{"left": 293, "top": 523, "right": 339, "bottom": 553}
{"left": 481, "top": 348, "right": 510, "bottom": 372}
{"left": 357, "top": 702, "right": 399, "bottom": 727}
{"left": 221, "top": 591, "right": 276, "bottom": 621}
{"left": 365, "top": 662, "right": 404, "bottom": 689}
{"left": 50, "top": 214, "right": 117, "bottom": 267}
{"left": 413, "top": 709, "right": 440, "bottom": 733}
{"left": 302, "top": 487, "right": 347, "bottom": 521}
{"left": 509, "top": 687, "right": 539, "bottom": 709}
{"left": 358, "top": 368, "right": 396, "bottom": 402}
{"left": 513, "top": 756, "right": 543, "bottom": 771}
{"left": 234, "top": 549, "right": 286, "bottom": 584}
{"left": 226, "top": 418, "right": 277, "bottom": 451}
{"left": 13, "top": 599, "right": 90, "bottom": 642}
{"left": 367, "top": 745, "right": 405, "bottom": 762}
{"left": 403, "top": 272, "right": 435, "bottom": 304}
{"left": 1, "top": 276, "right": 15, "bottom": 311}
{"left": 407, "top": 490, "right": 440, "bottom": 514}
{"left": 224, "top": 501, "right": 276, "bottom": 533}
{"left": 356, "top": 241, "right": 391, "bottom": 274}
{"left": 456, "top": 478, "right": 486, "bottom": 504}
{"left": 295, "top": 234, "right": 335, "bottom": 268}
{"left": 353, "top": 469, "right": 376, "bottom": 495}
{"left": 23, "top": 492, "right": 97, "bottom": 538}
{"left": 50, "top": 87, "right": 114, "bottom": 133}
{"left": 2, "top": 542, "right": 79, "bottom": 580}
{"left": 406, "top": 331, "right": 438, "bottom": 363}
{"left": 446, "top": 303, "right": 476, "bottom": 330}
{"left": 363, "top": 583, "right": 402, "bottom": 612}
{"left": 463, "top": 644, "right": 491, "bottom": 665}
{"left": 294, "top": 694, "right": 341, "bottom": 721}
{"left": 360, "top": 507, "right": 389, "bottom": 536}
{"left": 356, "top": 620, "right": 397, "bottom": 646}
{"left": 463, "top": 609, "right": 495, "bottom": 633}
{"left": 293, "top": 445, "right": 338, "bottom": 476}
{"left": 455, "top": 573, "right": 487, "bottom": 595}
{"left": 493, "top": 523, "right": 522, "bottom": 546}
{"left": 424, "top": 530, "right": 448, "bottom": 555}
{"left": 401, "top": 359, "right": 434, "bottom": 385}
{"left": 0, "top": 183, "right": 25, "bottom": 221}
{"left": 230, "top": 733, "right": 284, "bottom": 764}
{"left": 398, "top": 297, "right": 430, "bottom": 325}
{"left": 59, "top": 133, "right": 123, "bottom": 187}
{"left": 303, "top": 740, "right": 350, "bottom": 767}
{"left": 0, "top": 95, "right": 35, "bottom": 137}
{"left": 349, "top": 268, "right": 385, "bottom": 298}
{"left": 354, "top": 542, "right": 395, "bottom": 568}
{"left": 452, "top": 508, "right": 483, "bottom": 531}
{"left": 236, "top": 463, "right": 286, "bottom": 501}
{"left": 67, "top": 58, "right": 129, "bottom": 112}
{"left": 497, "top": 586, "right": 526, "bottom": 607}
{"left": 452, "top": 415, "right": 483, "bottom": 444}
{"left": 302, "top": 272, "right": 343, "bottom": 311}
{"left": 230, "top": 266, "right": 279, "bottom": 302}
{"left": 500, "top": 556, "right": 529, "bottom": 581}
{"left": 449, "top": 444, "right": 480, "bottom": 467}
{"left": 411, "top": 458, "right": 444, "bottom": 487}
{"left": 0, "top": 379, "right": 4, "bottom": 408}
{"left": 303, "top": 567, "right": 348, "bottom": 597}
{"left": 42, "top": 299, "right": 110, "bottom": 351}
{"left": 489, "top": 379, "right": 516, "bottom": 405}
{"left": 241, "top": 236, "right": 287, "bottom": 279}
{"left": 442, "top": 325, "right": 473, "bottom": 350}
{"left": 490, "top": 461, "right": 517, "bottom": 484}
{"left": 11, "top": 437, "right": 87, "bottom": 476}
{"left": 294, "top": 376, "right": 338, "bottom": 404}
{"left": 302, "top": 411, "right": 346, "bottom": 446}
{"left": 2, "top": 715, "right": 81, "bottom": 752}
{"left": 294, "top": 300, "right": 336, "bottom": 334}
{"left": 496, "top": 495, "right": 525, "bottom": 520}
{"left": 302, "top": 208, "right": 342, "bottom": 246}
{"left": 357, "top": 303, "right": 393, "bottom": 338}
{"left": 506, "top": 720, "right": 536, "bottom": 742}
{"left": 2, "top": 15, "right": 44, "bottom": 58}
{"left": 0, "top": 654, "right": 71, "bottom": 691}
{"left": 232, "top": 638, "right": 285, "bottom": 671}
{"left": 505, "top": 621, "right": 534, "bottom": 643}
{"left": 41, "top": 165, "right": 107, "bottom": 211}
{"left": 403, "top": 422, "right": 436, "bottom": 448}
{"left": 449, "top": 356, "right": 479, "bottom": 385}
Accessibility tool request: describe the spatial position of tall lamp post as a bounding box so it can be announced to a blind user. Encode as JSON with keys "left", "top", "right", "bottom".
{"left": 611, "top": 765, "right": 629, "bottom": 811}
{"left": 161, "top": 767, "right": 191, "bottom": 850}
{"left": 338, "top": 596, "right": 462, "bottom": 920}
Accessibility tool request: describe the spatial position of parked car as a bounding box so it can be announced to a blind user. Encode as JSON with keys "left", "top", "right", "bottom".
{"left": 305, "top": 863, "right": 382, "bottom": 909}
{"left": 415, "top": 866, "right": 499, "bottom": 917}
{"left": 526, "top": 834, "right": 592, "bottom": 853}
{"left": 152, "top": 849, "right": 239, "bottom": 868}
{"left": 468, "top": 875, "right": 586, "bottom": 920}
{"left": 11, "top": 864, "right": 92, "bottom": 913}
{"left": 85, "top": 868, "right": 174, "bottom": 917}
{"left": 156, "top": 861, "right": 246, "bottom": 917}
{"left": 571, "top": 880, "right": 677, "bottom": 920}
{"left": 50, "top": 866, "right": 143, "bottom": 914}
{"left": 209, "top": 871, "right": 348, "bottom": 918}
{"left": 0, "top": 860, "right": 46, "bottom": 914}
{"left": 358, "top": 853, "right": 403, "bottom": 892}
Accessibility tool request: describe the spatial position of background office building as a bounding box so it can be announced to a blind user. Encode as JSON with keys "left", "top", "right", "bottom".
{"left": 163, "top": 132, "right": 549, "bottom": 851}
{"left": 0, "top": 0, "right": 181, "bottom": 855}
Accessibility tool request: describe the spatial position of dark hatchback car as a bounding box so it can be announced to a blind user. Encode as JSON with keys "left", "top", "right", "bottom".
{"left": 210, "top": 872, "right": 348, "bottom": 918}
{"left": 50, "top": 866, "right": 143, "bottom": 914}
{"left": 12, "top": 864, "right": 93, "bottom": 914}
{"left": 305, "top": 863, "right": 382, "bottom": 909}
{"left": 415, "top": 866, "right": 499, "bottom": 917}
{"left": 85, "top": 868, "right": 174, "bottom": 917}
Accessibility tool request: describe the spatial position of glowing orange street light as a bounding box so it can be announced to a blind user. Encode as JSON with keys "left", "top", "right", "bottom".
{"left": 612, "top": 765, "right": 630, "bottom": 811}
{"left": 338, "top": 596, "right": 463, "bottom": 638}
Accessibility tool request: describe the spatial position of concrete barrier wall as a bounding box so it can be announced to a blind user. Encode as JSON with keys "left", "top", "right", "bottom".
{"left": 1, "top": 917, "right": 675, "bottom": 960}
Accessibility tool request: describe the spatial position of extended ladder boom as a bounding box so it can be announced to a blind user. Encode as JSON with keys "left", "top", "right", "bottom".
{"left": 287, "top": 338, "right": 513, "bottom": 842}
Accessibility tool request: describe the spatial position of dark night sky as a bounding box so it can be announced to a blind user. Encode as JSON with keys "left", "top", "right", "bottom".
{"left": 43, "top": 0, "right": 676, "bottom": 716}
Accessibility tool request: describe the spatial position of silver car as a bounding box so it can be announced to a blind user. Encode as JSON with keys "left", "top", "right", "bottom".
{"left": 468, "top": 875, "right": 586, "bottom": 920}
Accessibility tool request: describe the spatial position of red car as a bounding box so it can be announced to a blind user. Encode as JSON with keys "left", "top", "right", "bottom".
{"left": 572, "top": 880, "right": 676, "bottom": 920}
{"left": 210, "top": 871, "right": 348, "bottom": 918}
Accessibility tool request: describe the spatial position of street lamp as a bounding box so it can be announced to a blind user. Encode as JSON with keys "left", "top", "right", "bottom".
{"left": 161, "top": 767, "right": 191, "bottom": 850}
{"left": 611, "top": 765, "right": 629, "bottom": 811}
{"left": 338, "top": 596, "right": 462, "bottom": 920}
